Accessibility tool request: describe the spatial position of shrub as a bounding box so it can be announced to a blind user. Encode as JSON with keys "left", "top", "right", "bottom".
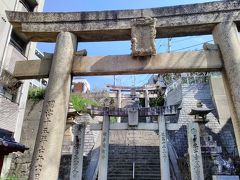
{"left": 70, "top": 94, "right": 98, "bottom": 113}
{"left": 28, "top": 87, "right": 45, "bottom": 101}
{"left": 110, "top": 116, "right": 118, "bottom": 123}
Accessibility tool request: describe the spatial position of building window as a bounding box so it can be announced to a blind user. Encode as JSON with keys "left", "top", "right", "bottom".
{"left": 9, "top": 30, "right": 27, "bottom": 54}
{"left": 41, "top": 79, "right": 47, "bottom": 86}
{"left": 19, "top": 0, "right": 38, "bottom": 12}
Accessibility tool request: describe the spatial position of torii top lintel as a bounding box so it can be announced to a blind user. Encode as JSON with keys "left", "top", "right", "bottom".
{"left": 6, "top": 1, "right": 240, "bottom": 42}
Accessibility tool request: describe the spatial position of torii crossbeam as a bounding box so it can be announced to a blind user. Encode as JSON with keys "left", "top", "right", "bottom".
{"left": 5, "top": 1, "right": 240, "bottom": 42}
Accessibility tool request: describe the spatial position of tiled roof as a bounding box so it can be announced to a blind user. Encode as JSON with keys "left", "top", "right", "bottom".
{"left": 0, "top": 128, "right": 28, "bottom": 155}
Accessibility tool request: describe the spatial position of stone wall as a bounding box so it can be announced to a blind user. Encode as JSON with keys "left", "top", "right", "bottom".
{"left": 8, "top": 100, "right": 100, "bottom": 179}
{"left": 167, "top": 82, "right": 238, "bottom": 157}
{"left": 8, "top": 100, "right": 43, "bottom": 178}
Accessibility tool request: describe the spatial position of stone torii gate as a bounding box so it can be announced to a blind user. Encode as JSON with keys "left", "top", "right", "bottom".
{"left": 5, "top": 1, "right": 240, "bottom": 179}
{"left": 107, "top": 84, "right": 164, "bottom": 123}
{"left": 89, "top": 105, "right": 179, "bottom": 180}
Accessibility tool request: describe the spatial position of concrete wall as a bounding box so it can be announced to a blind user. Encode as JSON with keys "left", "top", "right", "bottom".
{"left": 0, "top": 96, "right": 18, "bottom": 132}
{"left": 0, "top": 0, "right": 17, "bottom": 65}
{"left": 4, "top": 44, "right": 27, "bottom": 75}
{"left": 209, "top": 76, "right": 231, "bottom": 126}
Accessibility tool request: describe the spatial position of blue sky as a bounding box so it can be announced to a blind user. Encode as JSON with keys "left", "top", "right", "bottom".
{"left": 37, "top": 0, "right": 217, "bottom": 90}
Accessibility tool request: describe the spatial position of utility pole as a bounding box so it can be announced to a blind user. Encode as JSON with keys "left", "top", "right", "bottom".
{"left": 167, "top": 38, "right": 173, "bottom": 81}
{"left": 113, "top": 75, "right": 116, "bottom": 86}
{"left": 131, "top": 75, "right": 136, "bottom": 87}
{"left": 167, "top": 38, "right": 172, "bottom": 53}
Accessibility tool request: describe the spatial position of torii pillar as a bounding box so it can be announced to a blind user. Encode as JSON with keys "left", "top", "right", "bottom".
{"left": 29, "top": 32, "right": 77, "bottom": 180}
{"left": 158, "top": 114, "right": 170, "bottom": 180}
{"left": 117, "top": 90, "right": 122, "bottom": 123}
{"left": 213, "top": 22, "right": 240, "bottom": 153}
{"left": 70, "top": 123, "right": 86, "bottom": 180}
{"left": 145, "top": 89, "right": 150, "bottom": 123}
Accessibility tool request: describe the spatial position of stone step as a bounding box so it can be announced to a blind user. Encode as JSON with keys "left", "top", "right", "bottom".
{"left": 108, "top": 178, "right": 160, "bottom": 180}
{"left": 109, "top": 152, "right": 160, "bottom": 154}
{"left": 110, "top": 151, "right": 159, "bottom": 153}
{"left": 109, "top": 146, "right": 159, "bottom": 149}
{"left": 109, "top": 160, "right": 159, "bottom": 163}
{"left": 108, "top": 165, "right": 160, "bottom": 168}
{"left": 109, "top": 148, "right": 159, "bottom": 151}
{"left": 109, "top": 154, "right": 159, "bottom": 156}
{"left": 108, "top": 175, "right": 161, "bottom": 180}
{"left": 108, "top": 167, "right": 160, "bottom": 171}
{"left": 108, "top": 176, "right": 161, "bottom": 179}
{"left": 109, "top": 155, "right": 160, "bottom": 158}
{"left": 108, "top": 170, "right": 161, "bottom": 174}
{"left": 108, "top": 137, "right": 161, "bottom": 179}
{"left": 109, "top": 156, "right": 160, "bottom": 160}
{"left": 108, "top": 161, "right": 160, "bottom": 165}
{"left": 109, "top": 152, "right": 159, "bottom": 155}
{"left": 108, "top": 163, "right": 160, "bottom": 166}
{"left": 107, "top": 174, "right": 132, "bottom": 178}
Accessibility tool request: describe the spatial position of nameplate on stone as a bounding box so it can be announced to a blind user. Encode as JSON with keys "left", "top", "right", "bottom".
{"left": 131, "top": 17, "right": 156, "bottom": 57}
{"left": 128, "top": 108, "right": 139, "bottom": 126}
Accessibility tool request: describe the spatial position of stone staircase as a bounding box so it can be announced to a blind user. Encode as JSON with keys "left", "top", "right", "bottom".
{"left": 107, "top": 130, "right": 161, "bottom": 180}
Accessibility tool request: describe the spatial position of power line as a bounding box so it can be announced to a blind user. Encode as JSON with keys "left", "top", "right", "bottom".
{"left": 172, "top": 40, "right": 213, "bottom": 52}
{"left": 157, "top": 40, "right": 163, "bottom": 51}
{"left": 158, "top": 37, "right": 197, "bottom": 52}
{"left": 171, "top": 36, "right": 195, "bottom": 43}
{"left": 136, "top": 74, "right": 152, "bottom": 86}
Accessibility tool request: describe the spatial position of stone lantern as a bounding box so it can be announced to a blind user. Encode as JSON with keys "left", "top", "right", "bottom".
{"left": 189, "top": 101, "right": 212, "bottom": 123}
{"left": 189, "top": 101, "right": 218, "bottom": 154}
{"left": 189, "top": 101, "right": 234, "bottom": 178}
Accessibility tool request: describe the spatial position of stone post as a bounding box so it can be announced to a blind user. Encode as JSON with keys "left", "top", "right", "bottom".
{"left": 29, "top": 32, "right": 77, "bottom": 180}
{"left": 70, "top": 124, "right": 86, "bottom": 180}
{"left": 145, "top": 89, "right": 150, "bottom": 123}
{"left": 98, "top": 115, "right": 110, "bottom": 180}
{"left": 187, "top": 123, "right": 204, "bottom": 180}
{"left": 158, "top": 115, "right": 170, "bottom": 180}
{"left": 117, "top": 90, "right": 121, "bottom": 123}
{"left": 213, "top": 22, "right": 240, "bottom": 153}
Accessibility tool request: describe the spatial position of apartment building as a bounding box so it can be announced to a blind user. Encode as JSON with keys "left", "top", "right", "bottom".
{"left": 0, "top": 0, "right": 45, "bottom": 176}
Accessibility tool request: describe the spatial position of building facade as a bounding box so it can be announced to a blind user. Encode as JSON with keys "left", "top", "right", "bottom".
{"left": 72, "top": 77, "right": 91, "bottom": 93}
{"left": 0, "top": 0, "right": 45, "bottom": 176}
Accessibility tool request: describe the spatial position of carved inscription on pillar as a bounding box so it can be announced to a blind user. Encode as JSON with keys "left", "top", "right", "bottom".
{"left": 131, "top": 17, "right": 156, "bottom": 56}
{"left": 101, "top": 132, "right": 107, "bottom": 159}
{"left": 72, "top": 125, "right": 81, "bottom": 177}
{"left": 70, "top": 123, "right": 85, "bottom": 180}
{"left": 158, "top": 115, "right": 170, "bottom": 180}
{"left": 34, "top": 100, "right": 55, "bottom": 179}
{"left": 72, "top": 134, "right": 80, "bottom": 177}
{"left": 160, "top": 132, "right": 168, "bottom": 161}
{"left": 187, "top": 123, "right": 204, "bottom": 180}
{"left": 98, "top": 115, "right": 110, "bottom": 180}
